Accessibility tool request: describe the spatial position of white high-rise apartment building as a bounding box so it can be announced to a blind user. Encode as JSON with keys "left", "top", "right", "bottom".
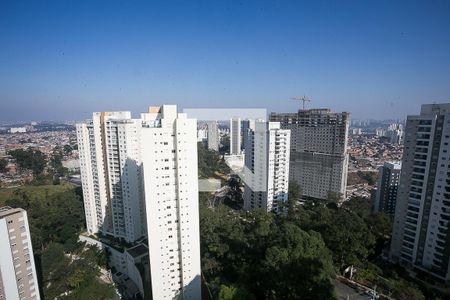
{"left": 243, "top": 120, "right": 291, "bottom": 212}
{"left": 386, "top": 123, "right": 404, "bottom": 145}
{"left": 206, "top": 121, "right": 219, "bottom": 151}
{"left": 376, "top": 128, "right": 387, "bottom": 137}
{"left": 197, "top": 128, "right": 207, "bottom": 142}
{"left": 140, "top": 105, "right": 201, "bottom": 299}
{"left": 9, "top": 127, "right": 27, "bottom": 134}
{"left": 77, "top": 105, "right": 201, "bottom": 299}
{"left": 390, "top": 103, "right": 450, "bottom": 282}
{"left": 0, "top": 207, "right": 40, "bottom": 300}
{"left": 230, "top": 117, "right": 241, "bottom": 155}
{"left": 270, "top": 108, "right": 349, "bottom": 201}
{"left": 76, "top": 112, "right": 145, "bottom": 243}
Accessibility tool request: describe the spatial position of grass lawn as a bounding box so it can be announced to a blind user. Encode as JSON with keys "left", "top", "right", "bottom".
{"left": 0, "top": 183, "right": 75, "bottom": 206}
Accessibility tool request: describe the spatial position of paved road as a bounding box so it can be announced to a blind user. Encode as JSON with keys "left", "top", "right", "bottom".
{"left": 333, "top": 279, "right": 373, "bottom": 300}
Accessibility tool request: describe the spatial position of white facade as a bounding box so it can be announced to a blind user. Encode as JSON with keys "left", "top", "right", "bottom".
{"left": 230, "top": 117, "right": 241, "bottom": 155}
{"left": 0, "top": 207, "right": 40, "bottom": 300}
{"left": 9, "top": 127, "right": 26, "bottom": 134}
{"left": 141, "top": 105, "right": 201, "bottom": 299}
{"left": 390, "top": 103, "right": 450, "bottom": 282}
{"left": 386, "top": 123, "right": 404, "bottom": 145}
{"left": 375, "top": 128, "right": 386, "bottom": 137}
{"left": 76, "top": 112, "right": 145, "bottom": 243}
{"left": 0, "top": 145, "right": 6, "bottom": 156}
{"left": 206, "top": 121, "right": 219, "bottom": 151}
{"left": 243, "top": 121, "right": 291, "bottom": 212}
{"left": 77, "top": 105, "right": 202, "bottom": 298}
{"left": 197, "top": 128, "right": 207, "bottom": 142}
{"left": 388, "top": 129, "right": 404, "bottom": 145}
{"left": 351, "top": 128, "right": 362, "bottom": 135}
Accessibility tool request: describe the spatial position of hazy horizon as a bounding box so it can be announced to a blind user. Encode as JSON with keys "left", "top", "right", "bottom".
{"left": 0, "top": 113, "right": 411, "bottom": 125}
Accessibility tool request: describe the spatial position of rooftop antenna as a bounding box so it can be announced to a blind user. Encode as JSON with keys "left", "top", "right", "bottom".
{"left": 291, "top": 96, "right": 311, "bottom": 110}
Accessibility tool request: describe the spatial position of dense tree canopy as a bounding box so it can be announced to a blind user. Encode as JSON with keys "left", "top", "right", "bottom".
{"left": 9, "top": 148, "right": 47, "bottom": 175}
{"left": 41, "top": 243, "right": 114, "bottom": 300}
{"left": 200, "top": 194, "right": 434, "bottom": 299}
{"left": 4, "top": 186, "right": 85, "bottom": 251}
{"left": 286, "top": 181, "right": 301, "bottom": 217}
{"left": 294, "top": 198, "right": 377, "bottom": 268}
{"left": 50, "top": 148, "right": 66, "bottom": 173}
{"left": 64, "top": 144, "right": 73, "bottom": 154}
{"left": 217, "top": 285, "right": 255, "bottom": 300}
{"left": 219, "top": 136, "right": 230, "bottom": 154}
{"left": 0, "top": 158, "right": 8, "bottom": 172}
{"left": 200, "top": 196, "right": 336, "bottom": 299}
{"left": 357, "top": 171, "right": 378, "bottom": 186}
{"left": 1, "top": 184, "right": 114, "bottom": 299}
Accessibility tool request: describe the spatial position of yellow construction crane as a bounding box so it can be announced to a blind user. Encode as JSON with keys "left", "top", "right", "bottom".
{"left": 290, "top": 96, "right": 311, "bottom": 110}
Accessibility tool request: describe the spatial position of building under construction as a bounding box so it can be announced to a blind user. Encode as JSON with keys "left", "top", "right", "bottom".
{"left": 270, "top": 108, "right": 349, "bottom": 201}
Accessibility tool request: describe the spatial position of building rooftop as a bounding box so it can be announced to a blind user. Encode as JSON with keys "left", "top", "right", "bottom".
{"left": 0, "top": 206, "right": 24, "bottom": 218}
{"left": 126, "top": 243, "right": 149, "bottom": 259}
{"left": 384, "top": 161, "right": 402, "bottom": 170}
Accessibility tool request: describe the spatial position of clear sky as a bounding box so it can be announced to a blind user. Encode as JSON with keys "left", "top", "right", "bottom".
{"left": 1, "top": 0, "right": 450, "bottom": 121}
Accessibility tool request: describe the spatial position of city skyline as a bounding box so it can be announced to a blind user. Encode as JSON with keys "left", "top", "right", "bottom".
{"left": 1, "top": 100, "right": 450, "bottom": 298}
{"left": 1, "top": 1, "right": 450, "bottom": 121}
{"left": 3, "top": 1, "right": 450, "bottom": 298}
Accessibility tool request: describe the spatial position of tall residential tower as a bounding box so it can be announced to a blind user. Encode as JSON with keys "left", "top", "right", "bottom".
{"left": 141, "top": 105, "right": 201, "bottom": 299}
{"left": 243, "top": 120, "right": 291, "bottom": 212}
{"left": 374, "top": 162, "right": 401, "bottom": 215}
{"left": 390, "top": 103, "right": 450, "bottom": 282}
{"left": 0, "top": 207, "right": 40, "bottom": 300}
{"left": 270, "top": 108, "right": 349, "bottom": 201}
{"left": 206, "top": 121, "right": 219, "bottom": 151}
{"left": 230, "top": 117, "right": 241, "bottom": 155}
{"left": 76, "top": 112, "right": 145, "bottom": 243}
{"left": 77, "top": 105, "right": 202, "bottom": 299}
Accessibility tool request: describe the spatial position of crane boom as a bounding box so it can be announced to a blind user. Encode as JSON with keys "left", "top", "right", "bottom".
{"left": 290, "top": 96, "right": 311, "bottom": 110}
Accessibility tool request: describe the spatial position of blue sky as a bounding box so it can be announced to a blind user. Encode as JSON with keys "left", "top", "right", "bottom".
{"left": 1, "top": 0, "right": 450, "bottom": 121}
